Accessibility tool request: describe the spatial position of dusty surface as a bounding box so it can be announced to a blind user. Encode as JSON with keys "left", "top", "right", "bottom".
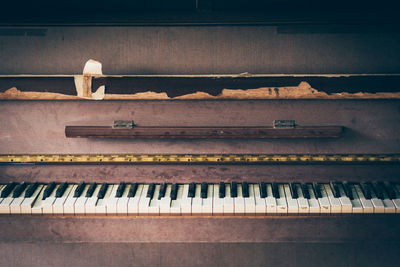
{"left": 1, "top": 82, "right": 400, "bottom": 100}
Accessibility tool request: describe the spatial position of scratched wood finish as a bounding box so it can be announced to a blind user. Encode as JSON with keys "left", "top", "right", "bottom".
{"left": 65, "top": 126, "right": 343, "bottom": 139}
{"left": 0, "top": 215, "right": 399, "bottom": 243}
{"left": 1, "top": 242, "right": 399, "bottom": 267}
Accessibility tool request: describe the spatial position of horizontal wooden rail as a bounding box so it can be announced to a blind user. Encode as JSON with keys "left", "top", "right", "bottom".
{"left": 65, "top": 126, "right": 343, "bottom": 139}
{"left": 1, "top": 153, "right": 399, "bottom": 164}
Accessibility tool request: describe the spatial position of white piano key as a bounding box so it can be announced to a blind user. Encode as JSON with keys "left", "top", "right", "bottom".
{"left": 63, "top": 185, "right": 78, "bottom": 215}
{"left": 213, "top": 184, "right": 224, "bottom": 215}
{"left": 74, "top": 184, "right": 91, "bottom": 215}
{"left": 170, "top": 184, "right": 183, "bottom": 215}
{"left": 85, "top": 185, "right": 102, "bottom": 215}
{"left": 95, "top": 185, "right": 114, "bottom": 215}
{"left": 116, "top": 184, "right": 131, "bottom": 215}
{"left": 53, "top": 184, "right": 74, "bottom": 215}
{"left": 276, "top": 184, "right": 288, "bottom": 214}
{"left": 42, "top": 184, "right": 60, "bottom": 214}
{"left": 349, "top": 185, "right": 363, "bottom": 213}
{"left": 105, "top": 184, "right": 120, "bottom": 215}
{"left": 180, "top": 184, "right": 192, "bottom": 215}
{"left": 202, "top": 184, "right": 213, "bottom": 215}
{"left": 284, "top": 184, "right": 298, "bottom": 214}
{"left": 253, "top": 184, "right": 266, "bottom": 215}
{"left": 138, "top": 184, "right": 150, "bottom": 215}
{"left": 0, "top": 185, "right": 18, "bottom": 214}
{"left": 148, "top": 184, "right": 161, "bottom": 215}
{"left": 265, "top": 184, "right": 277, "bottom": 214}
{"left": 354, "top": 184, "right": 373, "bottom": 213}
{"left": 392, "top": 184, "right": 400, "bottom": 213}
{"left": 323, "top": 184, "right": 341, "bottom": 213}
{"left": 383, "top": 199, "right": 396, "bottom": 213}
{"left": 244, "top": 184, "right": 256, "bottom": 215}
{"left": 317, "top": 185, "right": 331, "bottom": 214}
{"left": 31, "top": 185, "right": 47, "bottom": 214}
{"left": 234, "top": 184, "right": 245, "bottom": 215}
{"left": 306, "top": 184, "right": 320, "bottom": 214}
{"left": 128, "top": 184, "right": 144, "bottom": 214}
{"left": 10, "top": 186, "right": 30, "bottom": 214}
{"left": 393, "top": 198, "right": 400, "bottom": 213}
{"left": 192, "top": 184, "right": 202, "bottom": 215}
{"left": 371, "top": 198, "right": 385, "bottom": 213}
{"left": 159, "top": 184, "right": 172, "bottom": 215}
{"left": 223, "top": 184, "right": 234, "bottom": 215}
{"left": 336, "top": 185, "right": 352, "bottom": 213}
{"left": 21, "top": 185, "right": 44, "bottom": 214}
{"left": 293, "top": 185, "right": 309, "bottom": 214}
{"left": 297, "top": 197, "right": 310, "bottom": 213}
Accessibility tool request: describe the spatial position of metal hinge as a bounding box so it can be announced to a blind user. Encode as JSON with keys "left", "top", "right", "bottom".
{"left": 113, "top": 120, "right": 135, "bottom": 129}
{"left": 273, "top": 120, "right": 296, "bottom": 128}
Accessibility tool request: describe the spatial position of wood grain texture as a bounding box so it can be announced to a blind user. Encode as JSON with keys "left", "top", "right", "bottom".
{"left": 1, "top": 164, "right": 400, "bottom": 183}
{"left": 2, "top": 242, "right": 400, "bottom": 267}
{"left": 65, "top": 126, "right": 343, "bottom": 139}
{"left": 0, "top": 26, "right": 400, "bottom": 75}
{"left": 0, "top": 100, "right": 398, "bottom": 155}
{"left": 1, "top": 215, "right": 399, "bottom": 243}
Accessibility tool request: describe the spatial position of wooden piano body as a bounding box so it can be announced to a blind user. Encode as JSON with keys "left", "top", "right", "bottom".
{"left": 1, "top": 4, "right": 400, "bottom": 264}
{"left": 1, "top": 98, "right": 400, "bottom": 266}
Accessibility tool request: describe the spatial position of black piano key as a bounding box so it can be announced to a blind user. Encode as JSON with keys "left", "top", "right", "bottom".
{"left": 188, "top": 182, "right": 196, "bottom": 198}
{"left": 127, "top": 183, "right": 138, "bottom": 197}
{"left": 386, "top": 182, "right": 398, "bottom": 200}
{"left": 56, "top": 182, "right": 68, "bottom": 198}
{"left": 290, "top": 183, "right": 298, "bottom": 199}
{"left": 158, "top": 183, "right": 167, "bottom": 200}
{"left": 86, "top": 183, "right": 97, "bottom": 197}
{"left": 1, "top": 182, "right": 18, "bottom": 198}
{"left": 147, "top": 183, "right": 156, "bottom": 198}
{"left": 170, "top": 183, "right": 178, "bottom": 200}
{"left": 301, "top": 183, "right": 310, "bottom": 199}
{"left": 201, "top": 182, "right": 208, "bottom": 199}
{"left": 25, "top": 182, "right": 39, "bottom": 198}
{"left": 360, "top": 183, "right": 372, "bottom": 199}
{"left": 42, "top": 182, "right": 56, "bottom": 200}
{"left": 272, "top": 183, "right": 279, "bottom": 198}
{"left": 116, "top": 182, "right": 126, "bottom": 198}
{"left": 313, "top": 183, "right": 323, "bottom": 199}
{"left": 343, "top": 182, "right": 354, "bottom": 200}
{"left": 230, "top": 182, "right": 238, "bottom": 198}
{"left": 12, "top": 182, "right": 29, "bottom": 198}
{"left": 376, "top": 182, "right": 389, "bottom": 199}
{"left": 97, "top": 183, "right": 108, "bottom": 199}
{"left": 259, "top": 182, "right": 267, "bottom": 198}
{"left": 372, "top": 182, "right": 384, "bottom": 199}
{"left": 219, "top": 182, "right": 225, "bottom": 198}
{"left": 74, "top": 182, "right": 86, "bottom": 197}
{"left": 330, "top": 182, "right": 341, "bottom": 198}
{"left": 242, "top": 182, "right": 249, "bottom": 198}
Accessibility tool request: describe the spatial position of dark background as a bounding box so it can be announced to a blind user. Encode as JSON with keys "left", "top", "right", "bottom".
{"left": 1, "top": 0, "right": 399, "bottom": 25}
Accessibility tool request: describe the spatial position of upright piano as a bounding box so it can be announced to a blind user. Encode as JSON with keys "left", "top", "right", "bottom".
{"left": 1, "top": 0, "right": 400, "bottom": 266}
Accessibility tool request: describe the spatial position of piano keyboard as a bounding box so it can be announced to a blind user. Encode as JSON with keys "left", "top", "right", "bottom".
{"left": 0, "top": 181, "right": 399, "bottom": 215}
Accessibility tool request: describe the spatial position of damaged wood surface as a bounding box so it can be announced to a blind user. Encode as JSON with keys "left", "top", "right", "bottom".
{"left": 1, "top": 81, "right": 400, "bottom": 100}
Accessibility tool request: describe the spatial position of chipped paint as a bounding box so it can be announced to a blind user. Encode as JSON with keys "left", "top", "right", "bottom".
{"left": 1, "top": 82, "right": 400, "bottom": 100}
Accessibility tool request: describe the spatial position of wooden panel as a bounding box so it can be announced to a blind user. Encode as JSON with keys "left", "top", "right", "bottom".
{"left": 0, "top": 215, "right": 399, "bottom": 243}
{"left": 1, "top": 242, "right": 400, "bottom": 267}
{"left": 0, "top": 100, "right": 399, "bottom": 154}
{"left": 0, "top": 26, "right": 399, "bottom": 75}
{"left": 1, "top": 164, "right": 400, "bottom": 183}
{"left": 65, "top": 126, "right": 343, "bottom": 139}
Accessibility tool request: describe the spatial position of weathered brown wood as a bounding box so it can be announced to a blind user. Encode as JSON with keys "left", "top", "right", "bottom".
{"left": 0, "top": 215, "right": 399, "bottom": 243}
{"left": 65, "top": 126, "right": 343, "bottom": 139}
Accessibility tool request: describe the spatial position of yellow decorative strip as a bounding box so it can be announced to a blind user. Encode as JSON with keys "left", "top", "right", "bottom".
{"left": 0, "top": 154, "right": 399, "bottom": 164}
